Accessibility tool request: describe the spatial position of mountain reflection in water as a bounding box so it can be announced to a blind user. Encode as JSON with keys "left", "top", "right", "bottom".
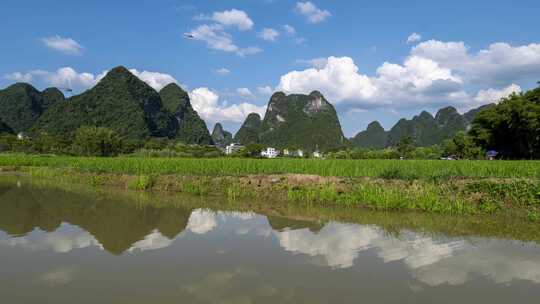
{"left": 0, "top": 177, "right": 539, "bottom": 303}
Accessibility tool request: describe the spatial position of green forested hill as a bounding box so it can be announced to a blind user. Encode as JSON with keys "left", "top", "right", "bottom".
{"left": 211, "top": 123, "right": 233, "bottom": 148}
{"left": 0, "top": 119, "right": 13, "bottom": 134}
{"left": 32, "top": 66, "right": 175, "bottom": 140}
{"left": 258, "top": 91, "right": 348, "bottom": 151}
{"left": 159, "top": 83, "right": 213, "bottom": 145}
{"left": 350, "top": 121, "right": 387, "bottom": 149}
{"left": 234, "top": 113, "right": 262, "bottom": 145}
{"left": 0, "top": 83, "right": 64, "bottom": 133}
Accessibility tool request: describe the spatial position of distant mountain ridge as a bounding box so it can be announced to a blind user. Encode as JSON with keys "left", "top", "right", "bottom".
{"left": 351, "top": 105, "right": 493, "bottom": 148}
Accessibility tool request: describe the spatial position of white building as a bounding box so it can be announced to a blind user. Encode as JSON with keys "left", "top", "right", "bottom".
{"left": 225, "top": 143, "right": 244, "bottom": 155}
{"left": 312, "top": 150, "right": 323, "bottom": 158}
{"left": 261, "top": 147, "right": 278, "bottom": 158}
{"left": 283, "top": 148, "right": 304, "bottom": 158}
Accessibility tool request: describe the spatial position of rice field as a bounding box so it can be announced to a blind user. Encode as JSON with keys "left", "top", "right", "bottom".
{"left": 1, "top": 154, "right": 539, "bottom": 179}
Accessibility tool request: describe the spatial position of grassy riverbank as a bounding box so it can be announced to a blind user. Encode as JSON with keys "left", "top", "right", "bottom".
{"left": 1, "top": 155, "right": 539, "bottom": 222}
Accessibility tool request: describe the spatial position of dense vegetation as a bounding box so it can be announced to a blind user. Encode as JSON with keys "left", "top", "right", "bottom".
{"left": 234, "top": 113, "right": 262, "bottom": 144}
{"left": 1, "top": 154, "right": 539, "bottom": 179}
{"left": 470, "top": 86, "right": 540, "bottom": 159}
{"left": 211, "top": 123, "right": 233, "bottom": 148}
{"left": 0, "top": 83, "right": 64, "bottom": 133}
{"left": 0, "top": 119, "right": 13, "bottom": 135}
{"left": 159, "top": 83, "right": 213, "bottom": 145}
{"left": 31, "top": 67, "right": 175, "bottom": 140}
{"left": 350, "top": 121, "right": 388, "bottom": 149}
{"left": 258, "top": 91, "right": 347, "bottom": 151}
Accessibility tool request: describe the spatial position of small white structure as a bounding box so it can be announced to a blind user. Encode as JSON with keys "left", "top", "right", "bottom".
{"left": 261, "top": 147, "right": 278, "bottom": 158}
{"left": 225, "top": 143, "right": 244, "bottom": 155}
{"left": 283, "top": 148, "right": 304, "bottom": 158}
{"left": 312, "top": 150, "right": 322, "bottom": 158}
{"left": 17, "top": 133, "right": 26, "bottom": 140}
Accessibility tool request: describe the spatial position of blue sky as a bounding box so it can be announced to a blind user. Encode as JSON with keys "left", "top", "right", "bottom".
{"left": 2, "top": 0, "right": 540, "bottom": 136}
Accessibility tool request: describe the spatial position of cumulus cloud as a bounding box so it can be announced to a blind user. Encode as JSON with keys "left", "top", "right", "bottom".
{"left": 295, "top": 1, "right": 331, "bottom": 23}
{"left": 412, "top": 40, "right": 540, "bottom": 85}
{"left": 236, "top": 87, "right": 254, "bottom": 97}
{"left": 41, "top": 35, "right": 83, "bottom": 55}
{"left": 208, "top": 9, "right": 254, "bottom": 31}
{"left": 189, "top": 87, "right": 266, "bottom": 123}
{"left": 0, "top": 224, "right": 102, "bottom": 253}
{"left": 4, "top": 67, "right": 177, "bottom": 91}
{"left": 407, "top": 32, "right": 422, "bottom": 44}
{"left": 278, "top": 56, "right": 378, "bottom": 105}
{"left": 128, "top": 69, "right": 177, "bottom": 91}
{"left": 187, "top": 24, "right": 261, "bottom": 57}
{"left": 473, "top": 83, "right": 521, "bottom": 105}
{"left": 279, "top": 39, "right": 540, "bottom": 110}
{"left": 128, "top": 230, "right": 174, "bottom": 251}
{"left": 5, "top": 67, "right": 100, "bottom": 90}
{"left": 215, "top": 67, "right": 231, "bottom": 75}
{"left": 258, "top": 28, "right": 280, "bottom": 42}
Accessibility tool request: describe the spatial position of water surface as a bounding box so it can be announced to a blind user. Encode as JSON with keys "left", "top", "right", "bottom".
{"left": 0, "top": 176, "right": 539, "bottom": 303}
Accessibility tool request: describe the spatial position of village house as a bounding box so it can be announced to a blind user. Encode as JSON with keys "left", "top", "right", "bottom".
{"left": 261, "top": 147, "right": 279, "bottom": 158}
{"left": 225, "top": 143, "right": 244, "bottom": 155}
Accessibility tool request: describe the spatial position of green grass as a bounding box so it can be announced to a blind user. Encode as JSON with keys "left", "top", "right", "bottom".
{"left": 1, "top": 154, "right": 540, "bottom": 179}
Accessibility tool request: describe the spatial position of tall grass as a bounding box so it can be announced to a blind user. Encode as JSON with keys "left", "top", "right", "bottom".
{"left": 1, "top": 154, "right": 540, "bottom": 179}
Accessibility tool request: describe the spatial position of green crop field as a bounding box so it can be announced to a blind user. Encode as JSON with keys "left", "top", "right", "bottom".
{"left": 1, "top": 154, "right": 539, "bottom": 179}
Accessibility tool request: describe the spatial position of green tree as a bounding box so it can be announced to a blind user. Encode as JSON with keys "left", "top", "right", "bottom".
{"left": 396, "top": 136, "right": 415, "bottom": 158}
{"left": 443, "top": 131, "right": 483, "bottom": 159}
{"left": 72, "top": 126, "right": 121, "bottom": 156}
{"left": 240, "top": 143, "right": 264, "bottom": 158}
{"left": 469, "top": 88, "right": 540, "bottom": 159}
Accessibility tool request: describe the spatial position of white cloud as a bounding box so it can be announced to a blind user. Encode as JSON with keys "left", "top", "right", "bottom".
{"left": 295, "top": 1, "right": 331, "bottom": 24}
{"left": 258, "top": 28, "right": 280, "bottom": 42}
{"left": 407, "top": 32, "right": 422, "bottom": 44}
{"left": 5, "top": 67, "right": 100, "bottom": 90}
{"left": 215, "top": 67, "right": 231, "bottom": 75}
{"left": 283, "top": 24, "right": 296, "bottom": 36}
{"left": 129, "top": 230, "right": 174, "bottom": 251}
{"left": 41, "top": 35, "right": 83, "bottom": 55}
{"left": 189, "top": 87, "right": 266, "bottom": 123}
{"left": 474, "top": 83, "right": 521, "bottom": 105}
{"left": 278, "top": 56, "right": 378, "bottom": 105}
{"left": 257, "top": 86, "right": 273, "bottom": 95}
{"left": 280, "top": 39, "right": 540, "bottom": 110}
{"left": 412, "top": 40, "right": 540, "bottom": 85}
{"left": 4, "top": 72, "right": 33, "bottom": 83}
{"left": 5, "top": 67, "right": 177, "bottom": 91}
{"left": 128, "top": 69, "right": 177, "bottom": 91}
{"left": 0, "top": 224, "right": 102, "bottom": 253}
{"left": 236, "top": 87, "right": 254, "bottom": 97}
{"left": 187, "top": 24, "right": 261, "bottom": 57}
{"left": 210, "top": 9, "right": 254, "bottom": 31}
{"left": 187, "top": 209, "right": 218, "bottom": 234}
